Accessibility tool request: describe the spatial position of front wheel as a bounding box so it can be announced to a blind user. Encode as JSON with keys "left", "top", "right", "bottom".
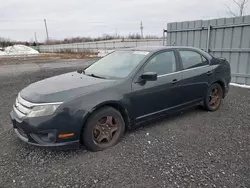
{"left": 82, "top": 107, "right": 125, "bottom": 152}
{"left": 203, "top": 83, "right": 223, "bottom": 111}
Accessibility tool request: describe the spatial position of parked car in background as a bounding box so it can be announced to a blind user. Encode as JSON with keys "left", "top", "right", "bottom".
{"left": 10, "top": 46, "right": 231, "bottom": 151}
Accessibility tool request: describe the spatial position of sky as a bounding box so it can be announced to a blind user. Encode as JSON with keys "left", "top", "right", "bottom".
{"left": 0, "top": 0, "right": 249, "bottom": 42}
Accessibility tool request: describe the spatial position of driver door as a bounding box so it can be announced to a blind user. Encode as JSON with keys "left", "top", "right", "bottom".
{"left": 130, "top": 50, "right": 182, "bottom": 123}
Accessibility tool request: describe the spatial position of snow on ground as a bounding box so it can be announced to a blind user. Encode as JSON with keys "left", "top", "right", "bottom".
{"left": 230, "top": 83, "right": 250, "bottom": 89}
{"left": 0, "top": 51, "right": 6, "bottom": 56}
{"left": 0, "top": 45, "right": 39, "bottom": 56}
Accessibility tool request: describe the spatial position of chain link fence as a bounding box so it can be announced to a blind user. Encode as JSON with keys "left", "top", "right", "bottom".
{"left": 33, "top": 39, "right": 164, "bottom": 54}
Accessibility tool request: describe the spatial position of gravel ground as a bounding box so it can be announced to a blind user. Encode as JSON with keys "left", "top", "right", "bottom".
{"left": 0, "top": 69, "right": 250, "bottom": 188}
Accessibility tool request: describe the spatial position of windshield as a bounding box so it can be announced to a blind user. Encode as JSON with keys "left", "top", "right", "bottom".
{"left": 85, "top": 50, "right": 149, "bottom": 79}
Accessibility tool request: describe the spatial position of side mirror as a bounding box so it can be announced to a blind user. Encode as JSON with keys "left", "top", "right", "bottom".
{"left": 141, "top": 72, "right": 158, "bottom": 81}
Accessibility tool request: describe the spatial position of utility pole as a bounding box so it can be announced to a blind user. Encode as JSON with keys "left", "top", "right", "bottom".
{"left": 34, "top": 32, "right": 38, "bottom": 43}
{"left": 44, "top": 19, "right": 49, "bottom": 42}
{"left": 115, "top": 27, "right": 118, "bottom": 38}
{"left": 140, "top": 21, "right": 144, "bottom": 38}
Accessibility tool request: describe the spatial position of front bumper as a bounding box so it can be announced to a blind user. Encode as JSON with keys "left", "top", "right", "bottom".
{"left": 10, "top": 110, "right": 84, "bottom": 149}
{"left": 13, "top": 128, "right": 79, "bottom": 149}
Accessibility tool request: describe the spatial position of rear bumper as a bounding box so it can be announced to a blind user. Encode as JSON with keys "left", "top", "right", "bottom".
{"left": 223, "top": 83, "right": 230, "bottom": 98}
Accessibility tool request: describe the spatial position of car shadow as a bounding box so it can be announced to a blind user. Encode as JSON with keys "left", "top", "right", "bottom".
{"left": 126, "top": 105, "right": 207, "bottom": 134}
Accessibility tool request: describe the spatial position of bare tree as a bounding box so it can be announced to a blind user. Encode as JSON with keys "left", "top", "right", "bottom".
{"left": 225, "top": 0, "right": 249, "bottom": 16}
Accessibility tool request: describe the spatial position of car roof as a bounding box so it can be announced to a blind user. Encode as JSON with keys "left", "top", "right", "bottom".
{"left": 120, "top": 46, "right": 212, "bottom": 60}
{"left": 125, "top": 46, "right": 206, "bottom": 52}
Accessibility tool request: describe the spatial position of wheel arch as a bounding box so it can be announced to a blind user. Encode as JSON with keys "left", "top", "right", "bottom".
{"left": 95, "top": 102, "right": 131, "bottom": 129}
{"left": 211, "top": 80, "right": 226, "bottom": 98}
{"left": 80, "top": 101, "right": 132, "bottom": 138}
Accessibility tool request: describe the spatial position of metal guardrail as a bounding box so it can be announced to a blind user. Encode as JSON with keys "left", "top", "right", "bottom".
{"left": 167, "top": 22, "right": 250, "bottom": 33}
{"left": 210, "top": 48, "right": 250, "bottom": 53}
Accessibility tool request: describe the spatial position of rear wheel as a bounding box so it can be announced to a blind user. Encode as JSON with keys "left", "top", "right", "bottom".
{"left": 82, "top": 107, "right": 125, "bottom": 152}
{"left": 204, "top": 83, "right": 223, "bottom": 111}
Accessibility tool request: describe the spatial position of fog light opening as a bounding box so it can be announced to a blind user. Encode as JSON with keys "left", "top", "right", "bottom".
{"left": 30, "top": 131, "right": 57, "bottom": 144}
{"left": 48, "top": 132, "right": 56, "bottom": 142}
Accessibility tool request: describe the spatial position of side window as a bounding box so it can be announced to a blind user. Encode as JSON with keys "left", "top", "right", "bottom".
{"left": 179, "top": 51, "right": 208, "bottom": 70}
{"left": 201, "top": 56, "right": 209, "bottom": 64}
{"left": 144, "top": 51, "right": 176, "bottom": 76}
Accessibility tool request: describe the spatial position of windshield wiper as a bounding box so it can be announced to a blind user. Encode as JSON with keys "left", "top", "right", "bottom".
{"left": 78, "top": 70, "right": 106, "bottom": 79}
{"left": 77, "top": 69, "right": 85, "bottom": 74}
{"left": 86, "top": 73, "right": 106, "bottom": 79}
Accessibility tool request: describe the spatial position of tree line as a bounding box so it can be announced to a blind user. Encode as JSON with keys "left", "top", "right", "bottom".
{"left": 0, "top": 33, "right": 160, "bottom": 48}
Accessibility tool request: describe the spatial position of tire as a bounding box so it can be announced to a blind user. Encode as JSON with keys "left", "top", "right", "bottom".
{"left": 203, "top": 83, "right": 223, "bottom": 111}
{"left": 82, "top": 107, "right": 125, "bottom": 152}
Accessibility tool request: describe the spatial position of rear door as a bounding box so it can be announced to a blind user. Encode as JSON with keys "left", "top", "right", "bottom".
{"left": 177, "top": 50, "right": 213, "bottom": 105}
{"left": 130, "top": 50, "right": 182, "bottom": 122}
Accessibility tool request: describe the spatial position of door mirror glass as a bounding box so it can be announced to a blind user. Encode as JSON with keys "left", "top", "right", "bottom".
{"left": 141, "top": 72, "right": 158, "bottom": 81}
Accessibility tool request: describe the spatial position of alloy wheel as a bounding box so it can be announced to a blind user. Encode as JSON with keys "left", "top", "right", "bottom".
{"left": 209, "top": 87, "right": 222, "bottom": 110}
{"left": 92, "top": 116, "right": 120, "bottom": 147}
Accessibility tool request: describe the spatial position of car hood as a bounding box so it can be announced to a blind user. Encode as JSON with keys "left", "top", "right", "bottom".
{"left": 20, "top": 71, "right": 116, "bottom": 103}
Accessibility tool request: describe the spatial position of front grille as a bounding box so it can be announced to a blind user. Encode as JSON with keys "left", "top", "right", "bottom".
{"left": 13, "top": 94, "right": 32, "bottom": 118}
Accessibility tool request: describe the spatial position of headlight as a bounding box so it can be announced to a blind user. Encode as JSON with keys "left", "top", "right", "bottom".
{"left": 27, "top": 104, "right": 60, "bottom": 118}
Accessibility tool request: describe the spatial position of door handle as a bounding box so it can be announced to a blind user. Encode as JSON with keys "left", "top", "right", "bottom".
{"left": 171, "top": 79, "right": 179, "bottom": 84}
{"left": 207, "top": 71, "right": 212, "bottom": 75}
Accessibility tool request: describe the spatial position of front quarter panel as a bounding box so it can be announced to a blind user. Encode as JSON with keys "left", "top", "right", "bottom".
{"left": 57, "top": 80, "right": 132, "bottom": 131}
